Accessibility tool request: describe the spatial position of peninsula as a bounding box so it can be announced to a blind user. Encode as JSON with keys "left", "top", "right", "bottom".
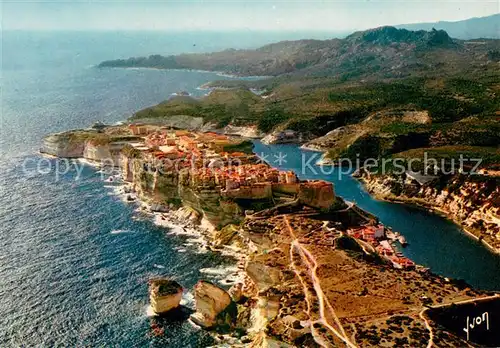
{"left": 97, "top": 25, "right": 500, "bottom": 252}
{"left": 42, "top": 25, "right": 500, "bottom": 347}
{"left": 41, "top": 122, "right": 499, "bottom": 347}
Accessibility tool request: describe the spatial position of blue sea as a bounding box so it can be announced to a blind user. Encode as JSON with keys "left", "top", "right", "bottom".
{"left": 1, "top": 30, "right": 499, "bottom": 346}
{"left": 0, "top": 29, "right": 340, "bottom": 347}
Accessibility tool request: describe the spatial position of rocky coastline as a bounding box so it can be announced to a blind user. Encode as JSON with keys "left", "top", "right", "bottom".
{"left": 356, "top": 170, "right": 500, "bottom": 254}
{"left": 136, "top": 186, "right": 492, "bottom": 347}
{"left": 40, "top": 124, "right": 499, "bottom": 347}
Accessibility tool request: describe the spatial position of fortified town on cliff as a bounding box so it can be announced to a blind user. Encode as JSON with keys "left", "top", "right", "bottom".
{"left": 40, "top": 121, "right": 499, "bottom": 347}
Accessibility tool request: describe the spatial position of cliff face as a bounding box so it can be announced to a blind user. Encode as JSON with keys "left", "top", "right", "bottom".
{"left": 179, "top": 185, "right": 243, "bottom": 229}
{"left": 41, "top": 131, "right": 127, "bottom": 166}
{"left": 123, "top": 155, "right": 244, "bottom": 228}
{"left": 190, "top": 281, "right": 234, "bottom": 329}
{"left": 361, "top": 172, "right": 500, "bottom": 252}
{"left": 83, "top": 142, "right": 124, "bottom": 165}
{"left": 123, "top": 152, "right": 340, "bottom": 228}
{"left": 130, "top": 115, "right": 204, "bottom": 130}
{"left": 40, "top": 133, "right": 86, "bottom": 158}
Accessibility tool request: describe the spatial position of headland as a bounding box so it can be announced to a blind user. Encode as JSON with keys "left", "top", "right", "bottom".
{"left": 40, "top": 122, "right": 499, "bottom": 347}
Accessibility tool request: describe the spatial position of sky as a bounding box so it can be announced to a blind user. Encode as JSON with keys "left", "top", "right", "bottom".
{"left": 2, "top": 0, "right": 499, "bottom": 31}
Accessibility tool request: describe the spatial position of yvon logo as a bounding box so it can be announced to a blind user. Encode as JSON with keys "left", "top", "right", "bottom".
{"left": 463, "top": 312, "right": 490, "bottom": 341}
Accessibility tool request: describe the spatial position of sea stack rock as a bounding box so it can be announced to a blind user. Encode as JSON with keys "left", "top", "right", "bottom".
{"left": 190, "top": 281, "right": 233, "bottom": 328}
{"left": 148, "top": 278, "right": 183, "bottom": 315}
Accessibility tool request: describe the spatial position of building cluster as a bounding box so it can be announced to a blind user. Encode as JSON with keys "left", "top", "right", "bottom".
{"left": 125, "top": 125, "right": 251, "bottom": 169}
{"left": 124, "top": 124, "right": 419, "bottom": 270}
{"left": 122, "top": 124, "right": 336, "bottom": 209}
{"left": 124, "top": 124, "right": 299, "bottom": 188}
{"left": 187, "top": 164, "right": 301, "bottom": 200}
{"left": 347, "top": 225, "right": 415, "bottom": 269}
{"left": 192, "top": 164, "right": 298, "bottom": 190}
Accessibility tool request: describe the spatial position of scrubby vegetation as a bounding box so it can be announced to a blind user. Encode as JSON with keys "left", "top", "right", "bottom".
{"left": 392, "top": 146, "right": 500, "bottom": 172}
{"left": 111, "top": 27, "right": 499, "bottom": 165}
{"left": 222, "top": 140, "right": 254, "bottom": 154}
{"left": 61, "top": 131, "right": 110, "bottom": 145}
{"left": 99, "top": 26, "right": 499, "bottom": 81}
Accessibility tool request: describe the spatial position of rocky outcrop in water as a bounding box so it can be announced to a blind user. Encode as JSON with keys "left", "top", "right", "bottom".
{"left": 148, "top": 278, "right": 183, "bottom": 315}
{"left": 190, "top": 281, "right": 235, "bottom": 329}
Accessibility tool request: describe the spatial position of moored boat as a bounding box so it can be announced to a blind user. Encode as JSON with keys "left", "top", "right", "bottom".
{"left": 398, "top": 235, "right": 408, "bottom": 246}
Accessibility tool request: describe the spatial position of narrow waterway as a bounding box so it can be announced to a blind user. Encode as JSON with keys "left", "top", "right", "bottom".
{"left": 253, "top": 141, "right": 500, "bottom": 291}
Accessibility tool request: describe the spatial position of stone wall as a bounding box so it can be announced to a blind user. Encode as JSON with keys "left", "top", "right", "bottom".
{"left": 222, "top": 183, "right": 273, "bottom": 200}
{"left": 271, "top": 182, "right": 300, "bottom": 195}
{"left": 298, "top": 181, "right": 335, "bottom": 210}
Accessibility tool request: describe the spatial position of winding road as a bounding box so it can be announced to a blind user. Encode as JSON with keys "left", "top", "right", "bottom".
{"left": 284, "top": 215, "right": 357, "bottom": 348}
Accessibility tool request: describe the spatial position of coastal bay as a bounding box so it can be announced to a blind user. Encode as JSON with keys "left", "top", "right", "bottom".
{"left": 3, "top": 29, "right": 499, "bottom": 347}
{"left": 36, "top": 123, "right": 500, "bottom": 346}
{"left": 253, "top": 142, "right": 500, "bottom": 291}
{"left": 0, "top": 31, "right": 274, "bottom": 346}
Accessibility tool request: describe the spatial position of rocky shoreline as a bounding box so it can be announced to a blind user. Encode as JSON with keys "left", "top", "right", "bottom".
{"left": 41, "top": 124, "right": 499, "bottom": 347}
{"left": 112, "top": 161, "right": 493, "bottom": 347}
{"left": 137, "top": 189, "right": 491, "bottom": 347}
{"left": 357, "top": 171, "right": 500, "bottom": 254}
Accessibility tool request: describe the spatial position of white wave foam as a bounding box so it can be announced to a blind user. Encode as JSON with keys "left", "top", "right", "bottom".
{"left": 199, "top": 265, "right": 238, "bottom": 276}
{"left": 104, "top": 184, "right": 137, "bottom": 204}
{"left": 180, "top": 291, "right": 195, "bottom": 308}
{"left": 103, "top": 177, "right": 119, "bottom": 183}
{"left": 77, "top": 158, "right": 100, "bottom": 168}
{"left": 186, "top": 236, "right": 205, "bottom": 244}
{"left": 146, "top": 305, "right": 157, "bottom": 317}
{"left": 155, "top": 215, "right": 201, "bottom": 237}
{"left": 110, "top": 229, "right": 130, "bottom": 234}
{"left": 188, "top": 318, "right": 202, "bottom": 330}
{"left": 220, "top": 244, "right": 244, "bottom": 258}
{"left": 199, "top": 265, "right": 244, "bottom": 287}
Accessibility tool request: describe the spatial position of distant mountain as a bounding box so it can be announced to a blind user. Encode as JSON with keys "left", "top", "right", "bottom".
{"left": 345, "top": 26, "right": 456, "bottom": 47}
{"left": 396, "top": 14, "right": 500, "bottom": 40}
{"left": 99, "top": 26, "right": 499, "bottom": 81}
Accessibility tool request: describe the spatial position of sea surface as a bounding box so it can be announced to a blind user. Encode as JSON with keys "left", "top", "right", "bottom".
{"left": 1, "top": 30, "right": 499, "bottom": 346}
